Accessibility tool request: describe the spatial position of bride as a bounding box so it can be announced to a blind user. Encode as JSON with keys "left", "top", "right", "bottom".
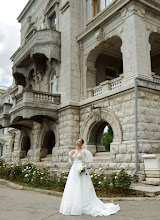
{"left": 59, "top": 139, "right": 120, "bottom": 216}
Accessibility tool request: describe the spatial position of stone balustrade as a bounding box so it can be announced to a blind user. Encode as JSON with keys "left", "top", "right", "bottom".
{"left": 33, "top": 91, "right": 60, "bottom": 104}
{"left": 88, "top": 74, "right": 124, "bottom": 97}
{"left": 15, "top": 90, "right": 61, "bottom": 105}
{"left": 0, "top": 103, "right": 12, "bottom": 127}
{"left": 16, "top": 93, "right": 23, "bottom": 104}
{"left": 152, "top": 72, "right": 160, "bottom": 83}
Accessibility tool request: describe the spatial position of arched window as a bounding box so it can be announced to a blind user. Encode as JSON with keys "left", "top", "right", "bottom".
{"left": 50, "top": 70, "right": 57, "bottom": 93}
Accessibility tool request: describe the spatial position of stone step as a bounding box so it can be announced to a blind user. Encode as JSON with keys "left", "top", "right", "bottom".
{"left": 92, "top": 158, "right": 111, "bottom": 163}
{"left": 35, "top": 162, "right": 52, "bottom": 167}
{"left": 41, "top": 154, "right": 52, "bottom": 162}
{"left": 94, "top": 152, "right": 110, "bottom": 157}
{"left": 93, "top": 152, "right": 111, "bottom": 163}
{"left": 21, "top": 157, "right": 29, "bottom": 164}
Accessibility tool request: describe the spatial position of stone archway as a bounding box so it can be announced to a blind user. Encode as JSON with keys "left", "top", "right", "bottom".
{"left": 149, "top": 32, "right": 160, "bottom": 77}
{"left": 81, "top": 109, "right": 122, "bottom": 154}
{"left": 88, "top": 120, "right": 109, "bottom": 152}
{"left": 86, "top": 35, "right": 123, "bottom": 98}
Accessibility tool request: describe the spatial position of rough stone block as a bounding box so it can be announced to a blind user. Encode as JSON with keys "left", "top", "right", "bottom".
{"left": 110, "top": 154, "right": 116, "bottom": 162}
{"left": 119, "top": 145, "right": 127, "bottom": 154}
{"left": 128, "top": 163, "right": 136, "bottom": 171}
{"left": 101, "top": 163, "right": 109, "bottom": 170}
{"left": 109, "top": 163, "right": 117, "bottom": 170}
{"left": 124, "top": 154, "right": 132, "bottom": 163}
{"left": 121, "top": 163, "right": 129, "bottom": 170}
{"left": 127, "top": 144, "right": 135, "bottom": 154}
{"left": 116, "top": 154, "right": 124, "bottom": 163}
{"left": 110, "top": 145, "right": 119, "bottom": 154}
{"left": 141, "top": 143, "right": 152, "bottom": 153}
{"left": 152, "top": 144, "right": 160, "bottom": 153}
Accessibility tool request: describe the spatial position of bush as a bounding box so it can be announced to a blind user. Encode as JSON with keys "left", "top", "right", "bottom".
{"left": 10, "top": 165, "right": 23, "bottom": 180}
{"left": 56, "top": 171, "right": 69, "bottom": 189}
{"left": 0, "top": 161, "right": 132, "bottom": 194}
{"left": 113, "top": 168, "right": 132, "bottom": 190}
{"left": 90, "top": 167, "right": 132, "bottom": 193}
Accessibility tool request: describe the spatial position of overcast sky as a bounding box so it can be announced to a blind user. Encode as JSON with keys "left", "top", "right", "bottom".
{"left": 0, "top": 0, "right": 28, "bottom": 87}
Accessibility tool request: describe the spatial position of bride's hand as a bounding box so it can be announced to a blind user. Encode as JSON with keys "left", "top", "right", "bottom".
{"left": 70, "top": 150, "right": 75, "bottom": 155}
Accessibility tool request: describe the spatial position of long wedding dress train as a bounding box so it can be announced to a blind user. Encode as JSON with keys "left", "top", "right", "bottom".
{"left": 59, "top": 149, "right": 120, "bottom": 216}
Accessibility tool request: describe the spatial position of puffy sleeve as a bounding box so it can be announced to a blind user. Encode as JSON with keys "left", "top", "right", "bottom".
{"left": 82, "top": 149, "right": 93, "bottom": 163}
{"left": 69, "top": 151, "right": 74, "bottom": 164}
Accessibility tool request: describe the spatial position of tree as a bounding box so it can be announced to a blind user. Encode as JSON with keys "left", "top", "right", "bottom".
{"left": 102, "top": 125, "right": 113, "bottom": 151}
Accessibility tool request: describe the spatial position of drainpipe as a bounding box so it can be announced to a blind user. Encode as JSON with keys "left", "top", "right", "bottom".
{"left": 132, "top": 77, "right": 138, "bottom": 177}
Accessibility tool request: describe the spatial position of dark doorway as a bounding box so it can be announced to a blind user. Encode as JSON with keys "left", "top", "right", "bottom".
{"left": 21, "top": 136, "right": 31, "bottom": 158}
{"left": 43, "top": 130, "right": 55, "bottom": 154}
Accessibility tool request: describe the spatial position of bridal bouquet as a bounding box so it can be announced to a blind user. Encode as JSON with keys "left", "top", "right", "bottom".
{"left": 77, "top": 164, "right": 86, "bottom": 175}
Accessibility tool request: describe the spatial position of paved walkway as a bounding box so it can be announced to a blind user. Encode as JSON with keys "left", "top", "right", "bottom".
{"left": 1, "top": 184, "right": 160, "bottom": 220}
{"left": 0, "top": 185, "right": 60, "bottom": 220}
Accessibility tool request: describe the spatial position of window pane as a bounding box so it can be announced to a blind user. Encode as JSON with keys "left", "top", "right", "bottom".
{"left": 95, "top": 0, "right": 98, "bottom": 15}
{"left": 51, "top": 83, "right": 53, "bottom": 93}
{"left": 53, "top": 75, "right": 57, "bottom": 93}
{"left": 51, "top": 14, "right": 56, "bottom": 28}
{"left": 100, "top": 0, "right": 105, "bottom": 11}
{"left": 106, "top": 0, "right": 112, "bottom": 6}
{"left": 50, "top": 71, "right": 57, "bottom": 93}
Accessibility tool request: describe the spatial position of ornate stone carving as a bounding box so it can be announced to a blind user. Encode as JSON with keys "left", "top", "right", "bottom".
{"left": 91, "top": 108, "right": 101, "bottom": 122}
{"left": 95, "top": 28, "right": 105, "bottom": 43}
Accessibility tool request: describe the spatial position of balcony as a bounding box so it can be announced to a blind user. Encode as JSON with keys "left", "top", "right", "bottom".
{"left": 87, "top": 74, "right": 124, "bottom": 97}
{"left": 11, "top": 29, "right": 61, "bottom": 86}
{"left": 0, "top": 103, "right": 12, "bottom": 128}
{"left": 9, "top": 89, "right": 61, "bottom": 125}
{"left": 12, "top": 29, "right": 61, "bottom": 67}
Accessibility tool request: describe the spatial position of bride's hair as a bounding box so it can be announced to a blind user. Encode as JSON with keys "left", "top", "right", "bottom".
{"left": 81, "top": 139, "right": 84, "bottom": 145}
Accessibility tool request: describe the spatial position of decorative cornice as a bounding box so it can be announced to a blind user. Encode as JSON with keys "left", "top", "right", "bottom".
{"left": 60, "top": 1, "right": 70, "bottom": 14}
{"left": 77, "top": 0, "right": 160, "bottom": 42}
{"left": 17, "top": 0, "right": 35, "bottom": 22}
{"left": 44, "top": 0, "right": 60, "bottom": 16}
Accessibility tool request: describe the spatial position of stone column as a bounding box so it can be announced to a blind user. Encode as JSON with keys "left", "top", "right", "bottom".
{"left": 32, "top": 122, "right": 41, "bottom": 162}
{"left": 120, "top": 4, "right": 152, "bottom": 83}
{"left": 58, "top": 108, "right": 80, "bottom": 164}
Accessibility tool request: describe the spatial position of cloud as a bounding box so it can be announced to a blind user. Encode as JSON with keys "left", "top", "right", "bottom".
{"left": 0, "top": 0, "right": 28, "bottom": 87}
{"left": 0, "top": 22, "right": 20, "bottom": 87}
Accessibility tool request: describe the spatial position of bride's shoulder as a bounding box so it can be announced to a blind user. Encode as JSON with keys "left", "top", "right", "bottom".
{"left": 69, "top": 150, "right": 76, "bottom": 155}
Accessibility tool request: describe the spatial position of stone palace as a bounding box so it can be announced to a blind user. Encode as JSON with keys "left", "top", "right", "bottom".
{"left": 0, "top": 0, "right": 160, "bottom": 182}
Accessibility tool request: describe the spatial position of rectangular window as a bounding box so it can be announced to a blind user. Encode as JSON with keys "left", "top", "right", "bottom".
{"left": 94, "top": 0, "right": 113, "bottom": 16}
{"left": 50, "top": 14, "right": 56, "bottom": 30}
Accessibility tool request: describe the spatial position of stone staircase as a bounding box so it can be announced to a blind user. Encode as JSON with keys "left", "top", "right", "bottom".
{"left": 50, "top": 151, "right": 111, "bottom": 175}
{"left": 39, "top": 154, "right": 52, "bottom": 167}
{"left": 89, "top": 151, "right": 111, "bottom": 171}
{"left": 21, "top": 156, "right": 29, "bottom": 165}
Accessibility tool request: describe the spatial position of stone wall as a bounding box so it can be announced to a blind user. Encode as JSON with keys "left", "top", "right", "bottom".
{"left": 57, "top": 107, "right": 80, "bottom": 164}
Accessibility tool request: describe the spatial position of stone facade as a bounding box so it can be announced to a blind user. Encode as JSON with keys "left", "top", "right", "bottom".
{"left": 0, "top": 0, "right": 160, "bottom": 182}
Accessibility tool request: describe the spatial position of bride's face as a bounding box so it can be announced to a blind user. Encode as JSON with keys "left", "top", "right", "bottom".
{"left": 76, "top": 139, "right": 82, "bottom": 148}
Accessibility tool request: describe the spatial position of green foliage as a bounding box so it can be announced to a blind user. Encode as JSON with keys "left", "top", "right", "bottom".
{"left": 114, "top": 168, "right": 132, "bottom": 190}
{"left": 90, "top": 168, "right": 132, "bottom": 193}
{"left": 0, "top": 161, "right": 132, "bottom": 194}
{"left": 102, "top": 125, "right": 113, "bottom": 151}
{"left": 10, "top": 165, "right": 23, "bottom": 179}
{"left": 56, "top": 171, "right": 69, "bottom": 189}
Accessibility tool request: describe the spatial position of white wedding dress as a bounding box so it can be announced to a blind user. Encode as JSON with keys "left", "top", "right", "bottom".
{"left": 59, "top": 149, "right": 120, "bottom": 216}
